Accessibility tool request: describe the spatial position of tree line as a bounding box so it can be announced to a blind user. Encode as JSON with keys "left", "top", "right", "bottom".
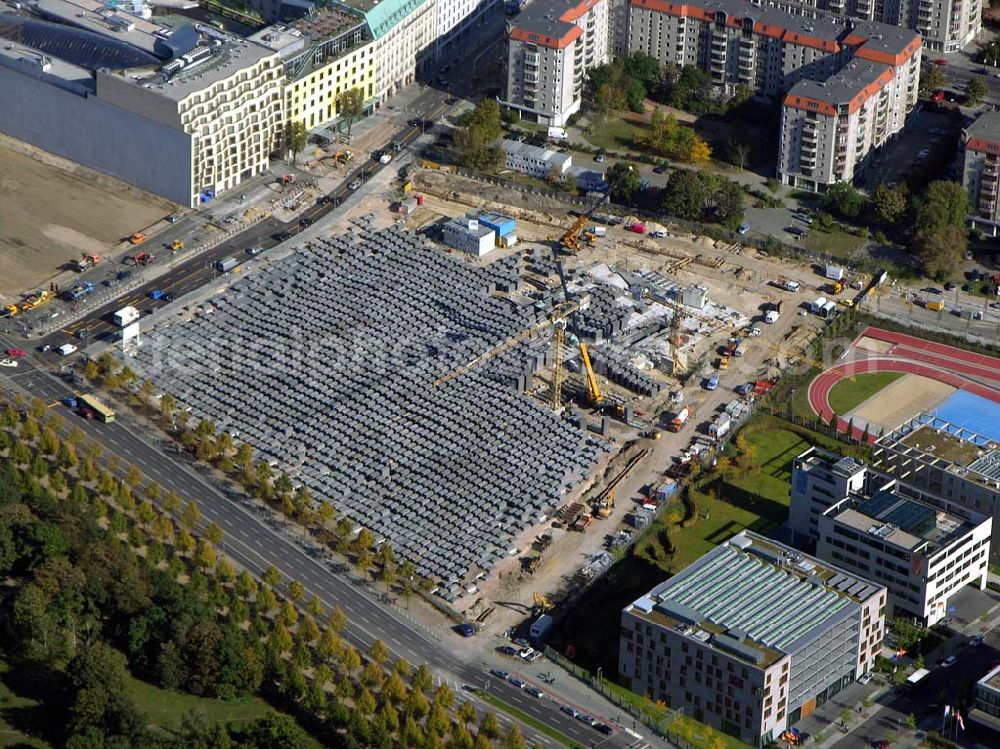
{"left": 0, "top": 392, "right": 538, "bottom": 749}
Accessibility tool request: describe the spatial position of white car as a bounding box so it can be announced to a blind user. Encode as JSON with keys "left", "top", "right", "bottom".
{"left": 348, "top": 180, "right": 362, "bottom": 190}
{"left": 518, "top": 647, "right": 535, "bottom": 660}
{"left": 378, "top": 153, "right": 392, "bottom": 164}
{"left": 0, "top": 358, "right": 18, "bottom": 368}
{"left": 941, "top": 656, "right": 957, "bottom": 668}
{"left": 737, "top": 223, "right": 750, "bottom": 235}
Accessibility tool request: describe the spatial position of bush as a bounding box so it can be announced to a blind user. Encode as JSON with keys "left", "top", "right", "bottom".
{"left": 766, "top": 177, "right": 781, "bottom": 193}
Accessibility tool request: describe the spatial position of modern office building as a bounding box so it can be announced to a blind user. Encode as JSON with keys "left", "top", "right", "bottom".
{"left": 620, "top": 531, "right": 886, "bottom": 746}
{"left": 0, "top": 1, "right": 285, "bottom": 207}
{"left": 789, "top": 448, "right": 869, "bottom": 544}
{"left": 970, "top": 662, "right": 1000, "bottom": 735}
{"left": 778, "top": 57, "right": 918, "bottom": 191}
{"left": 499, "top": 139, "right": 573, "bottom": 177}
{"left": 816, "top": 489, "right": 991, "bottom": 626}
{"left": 872, "top": 415, "right": 1000, "bottom": 565}
{"left": 250, "top": 9, "right": 378, "bottom": 131}
{"left": 500, "top": 0, "right": 610, "bottom": 126}
{"left": 962, "top": 110, "right": 1000, "bottom": 236}
{"left": 625, "top": 0, "right": 921, "bottom": 101}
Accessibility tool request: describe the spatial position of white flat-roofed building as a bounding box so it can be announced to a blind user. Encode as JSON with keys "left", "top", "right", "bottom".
{"left": 499, "top": 139, "right": 572, "bottom": 178}
{"left": 442, "top": 216, "right": 495, "bottom": 256}
{"left": 620, "top": 531, "right": 886, "bottom": 747}
{"left": 789, "top": 447, "right": 869, "bottom": 544}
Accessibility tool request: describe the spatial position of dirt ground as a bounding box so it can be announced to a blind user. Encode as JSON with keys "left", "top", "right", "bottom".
{"left": 855, "top": 335, "right": 894, "bottom": 355}
{"left": 0, "top": 138, "right": 175, "bottom": 301}
{"left": 850, "top": 373, "right": 954, "bottom": 431}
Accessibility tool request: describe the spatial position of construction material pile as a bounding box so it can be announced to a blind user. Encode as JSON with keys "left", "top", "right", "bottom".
{"left": 127, "top": 224, "right": 606, "bottom": 591}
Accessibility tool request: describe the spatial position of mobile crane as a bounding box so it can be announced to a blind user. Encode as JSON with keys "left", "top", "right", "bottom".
{"left": 552, "top": 165, "right": 632, "bottom": 254}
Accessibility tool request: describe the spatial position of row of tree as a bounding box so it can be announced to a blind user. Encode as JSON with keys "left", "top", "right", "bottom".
{"left": 0, "top": 394, "right": 538, "bottom": 749}
{"left": 605, "top": 161, "right": 744, "bottom": 227}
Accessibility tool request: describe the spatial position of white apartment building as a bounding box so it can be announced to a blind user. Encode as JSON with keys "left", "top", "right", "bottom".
{"left": 356, "top": 0, "right": 437, "bottom": 101}
{"left": 817, "top": 490, "right": 991, "bottom": 626}
{"left": 499, "top": 139, "right": 573, "bottom": 177}
{"left": 962, "top": 110, "right": 1000, "bottom": 236}
{"left": 501, "top": 0, "right": 609, "bottom": 126}
{"left": 626, "top": 0, "right": 920, "bottom": 102}
{"left": 778, "top": 55, "right": 919, "bottom": 191}
{"left": 620, "top": 531, "right": 885, "bottom": 746}
{"left": 0, "top": 2, "right": 285, "bottom": 206}
{"left": 789, "top": 448, "right": 869, "bottom": 544}
{"left": 435, "top": 0, "right": 501, "bottom": 54}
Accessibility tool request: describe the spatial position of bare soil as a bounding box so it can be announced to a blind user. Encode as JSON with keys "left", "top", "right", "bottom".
{"left": 854, "top": 335, "right": 894, "bottom": 355}
{"left": 850, "top": 373, "right": 954, "bottom": 432}
{"left": 0, "top": 137, "right": 175, "bottom": 301}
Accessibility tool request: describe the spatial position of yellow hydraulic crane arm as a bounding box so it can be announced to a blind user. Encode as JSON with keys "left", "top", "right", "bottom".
{"left": 433, "top": 298, "right": 584, "bottom": 388}
{"left": 579, "top": 341, "right": 602, "bottom": 405}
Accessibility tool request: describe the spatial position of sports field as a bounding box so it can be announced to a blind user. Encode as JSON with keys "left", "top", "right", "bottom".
{"left": 827, "top": 372, "right": 902, "bottom": 415}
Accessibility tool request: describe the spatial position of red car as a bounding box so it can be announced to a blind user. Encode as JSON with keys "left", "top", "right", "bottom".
{"left": 79, "top": 407, "right": 96, "bottom": 420}
{"left": 931, "top": 90, "right": 945, "bottom": 101}
{"left": 932, "top": 58, "right": 947, "bottom": 66}
{"left": 5, "top": 347, "right": 26, "bottom": 357}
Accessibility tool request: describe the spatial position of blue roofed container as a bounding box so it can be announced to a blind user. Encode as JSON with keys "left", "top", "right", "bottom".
{"left": 477, "top": 212, "right": 516, "bottom": 238}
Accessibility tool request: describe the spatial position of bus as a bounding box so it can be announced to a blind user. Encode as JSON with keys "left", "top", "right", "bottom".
{"left": 79, "top": 394, "right": 115, "bottom": 424}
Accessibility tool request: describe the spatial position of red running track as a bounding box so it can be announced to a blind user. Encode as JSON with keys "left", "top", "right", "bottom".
{"left": 808, "top": 327, "right": 1000, "bottom": 443}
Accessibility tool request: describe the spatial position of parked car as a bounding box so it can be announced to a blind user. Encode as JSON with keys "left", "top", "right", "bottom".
{"left": 593, "top": 723, "right": 614, "bottom": 735}
{"left": 932, "top": 58, "right": 947, "bottom": 65}
{"left": 941, "top": 656, "right": 957, "bottom": 668}
{"left": 496, "top": 645, "right": 518, "bottom": 656}
{"left": 970, "top": 635, "right": 985, "bottom": 647}
{"left": 246, "top": 246, "right": 264, "bottom": 256}
{"left": 857, "top": 673, "right": 873, "bottom": 685}
{"left": 508, "top": 677, "right": 528, "bottom": 690}
{"left": 575, "top": 713, "right": 595, "bottom": 725}
{"left": 793, "top": 212, "right": 813, "bottom": 224}
{"left": 348, "top": 180, "right": 362, "bottom": 190}
{"left": 455, "top": 623, "right": 475, "bottom": 637}
{"left": 518, "top": 647, "right": 535, "bottom": 660}
{"left": 736, "top": 382, "right": 754, "bottom": 396}
{"left": 785, "top": 226, "right": 807, "bottom": 238}
{"left": 524, "top": 687, "right": 544, "bottom": 698}
{"left": 560, "top": 706, "right": 579, "bottom": 718}
{"left": 595, "top": 153, "right": 606, "bottom": 163}
{"left": 944, "top": 281, "right": 956, "bottom": 291}
{"left": 737, "top": 223, "right": 750, "bottom": 235}
{"left": 489, "top": 669, "right": 510, "bottom": 680}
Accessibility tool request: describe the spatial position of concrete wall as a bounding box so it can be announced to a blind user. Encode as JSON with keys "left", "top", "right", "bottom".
{"left": 0, "top": 64, "right": 193, "bottom": 206}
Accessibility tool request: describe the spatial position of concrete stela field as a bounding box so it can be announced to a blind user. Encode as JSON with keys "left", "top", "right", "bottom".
{"left": 128, "top": 223, "right": 607, "bottom": 590}
{"left": 0, "top": 143, "right": 173, "bottom": 300}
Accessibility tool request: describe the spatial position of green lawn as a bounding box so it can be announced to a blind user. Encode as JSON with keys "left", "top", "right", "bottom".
{"left": 671, "top": 714, "right": 755, "bottom": 749}
{"left": 827, "top": 372, "right": 903, "bottom": 416}
{"left": 581, "top": 116, "right": 642, "bottom": 153}
{"left": 803, "top": 229, "right": 864, "bottom": 258}
{"left": 0, "top": 660, "right": 51, "bottom": 748}
{"left": 130, "top": 679, "right": 321, "bottom": 748}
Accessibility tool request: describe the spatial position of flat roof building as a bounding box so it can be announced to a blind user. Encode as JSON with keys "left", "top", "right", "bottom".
{"left": 817, "top": 489, "right": 990, "bottom": 626}
{"left": 790, "top": 447, "right": 870, "bottom": 544}
{"left": 620, "top": 531, "right": 886, "bottom": 746}
{"left": 0, "top": 4, "right": 285, "bottom": 206}
{"left": 442, "top": 217, "right": 496, "bottom": 257}
{"left": 872, "top": 415, "right": 1000, "bottom": 565}
{"left": 962, "top": 110, "right": 1000, "bottom": 236}
{"left": 499, "top": 139, "right": 572, "bottom": 178}
{"left": 970, "top": 662, "right": 1000, "bottom": 735}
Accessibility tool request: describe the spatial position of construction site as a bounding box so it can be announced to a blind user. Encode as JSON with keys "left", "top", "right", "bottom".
{"left": 118, "top": 153, "right": 830, "bottom": 634}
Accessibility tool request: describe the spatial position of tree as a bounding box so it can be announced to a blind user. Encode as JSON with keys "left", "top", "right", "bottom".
{"left": 337, "top": 87, "right": 365, "bottom": 137}
{"left": 905, "top": 713, "right": 917, "bottom": 730}
{"left": 968, "top": 75, "right": 988, "bottom": 104}
{"left": 284, "top": 120, "right": 307, "bottom": 164}
{"left": 241, "top": 714, "right": 309, "bottom": 749}
{"left": 370, "top": 639, "right": 390, "bottom": 666}
{"left": 180, "top": 501, "right": 201, "bottom": 531}
{"left": 661, "top": 169, "right": 710, "bottom": 219}
{"left": 480, "top": 712, "right": 501, "bottom": 740}
{"left": 287, "top": 579, "right": 304, "bottom": 602}
{"left": 871, "top": 182, "right": 909, "bottom": 227}
{"left": 824, "top": 181, "right": 866, "bottom": 219}
{"left": 607, "top": 162, "right": 640, "bottom": 204}
{"left": 913, "top": 180, "right": 970, "bottom": 277}
{"left": 455, "top": 99, "right": 503, "bottom": 172}
{"left": 204, "top": 521, "right": 223, "bottom": 547}
{"left": 263, "top": 565, "right": 282, "bottom": 588}
{"left": 920, "top": 65, "right": 945, "bottom": 93}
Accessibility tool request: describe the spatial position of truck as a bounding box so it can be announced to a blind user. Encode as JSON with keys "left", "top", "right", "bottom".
{"left": 925, "top": 295, "right": 945, "bottom": 312}
{"left": 709, "top": 414, "right": 732, "bottom": 440}
{"left": 667, "top": 406, "right": 690, "bottom": 432}
{"left": 547, "top": 126, "right": 568, "bottom": 140}
{"left": 825, "top": 264, "right": 845, "bottom": 281}
{"left": 764, "top": 309, "right": 780, "bottom": 324}
{"left": 215, "top": 257, "right": 238, "bottom": 273}
{"left": 57, "top": 343, "right": 78, "bottom": 356}
{"left": 625, "top": 222, "right": 646, "bottom": 234}
{"left": 733, "top": 339, "right": 748, "bottom": 357}
{"left": 771, "top": 278, "right": 800, "bottom": 292}
{"left": 113, "top": 306, "right": 140, "bottom": 327}
{"left": 810, "top": 296, "right": 829, "bottom": 314}
{"left": 63, "top": 281, "right": 94, "bottom": 302}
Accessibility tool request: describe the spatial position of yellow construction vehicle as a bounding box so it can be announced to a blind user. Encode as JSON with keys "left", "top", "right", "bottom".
{"left": 6, "top": 290, "right": 53, "bottom": 316}
{"left": 171, "top": 240, "right": 184, "bottom": 251}
{"left": 532, "top": 591, "right": 553, "bottom": 613}
{"left": 594, "top": 488, "right": 615, "bottom": 519}
{"left": 552, "top": 165, "right": 632, "bottom": 254}
{"left": 579, "top": 341, "right": 602, "bottom": 405}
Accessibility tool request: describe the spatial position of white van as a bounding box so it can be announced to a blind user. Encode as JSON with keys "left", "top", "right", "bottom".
{"left": 57, "top": 343, "right": 78, "bottom": 356}
{"left": 547, "top": 126, "right": 568, "bottom": 140}
{"left": 590, "top": 226, "right": 607, "bottom": 237}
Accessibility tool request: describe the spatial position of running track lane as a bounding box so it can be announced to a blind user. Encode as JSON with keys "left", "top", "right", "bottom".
{"left": 807, "top": 357, "right": 1000, "bottom": 443}
{"left": 858, "top": 327, "right": 1000, "bottom": 375}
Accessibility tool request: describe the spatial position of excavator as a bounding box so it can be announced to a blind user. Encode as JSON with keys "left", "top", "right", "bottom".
{"left": 5, "top": 289, "right": 52, "bottom": 317}
{"left": 593, "top": 488, "right": 616, "bottom": 519}
{"left": 532, "top": 591, "right": 553, "bottom": 615}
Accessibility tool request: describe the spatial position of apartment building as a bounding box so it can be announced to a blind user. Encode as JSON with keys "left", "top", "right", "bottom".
{"left": 779, "top": 55, "right": 919, "bottom": 190}
{"left": 872, "top": 416, "right": 1000, "bottom": 565}
{"left": 0, "top": 1, "right": 285, "bottom": 207}
{"left": 620, "top": 531, "right": 886, "bottom": 747}
{"left": 251, "top": 9, "right": 377, "bottom": 131}
{"left": 501, "top": 0, "right": 610, "bottom": 126}
{"left": 970, "top": 662, "right": 1000, "bottom": 735}
{"left": 816, "top": 490, "right": 991, "bottom": 626}
{"left": 626, "top": 1, "right": 920, "bottom": 101}
{"left": 962, "top": 110, "right": 1000, "bottom": 236}
{"left": 435, "top": 0, "right": 501, "bottom": 55}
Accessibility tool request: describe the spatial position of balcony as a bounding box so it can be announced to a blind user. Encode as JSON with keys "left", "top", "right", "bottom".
{"left": 524, "top": 51, "right": 540, "bottom": 67}
{"left": 524, "top": 71, "right": 539, "bottom": 84}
